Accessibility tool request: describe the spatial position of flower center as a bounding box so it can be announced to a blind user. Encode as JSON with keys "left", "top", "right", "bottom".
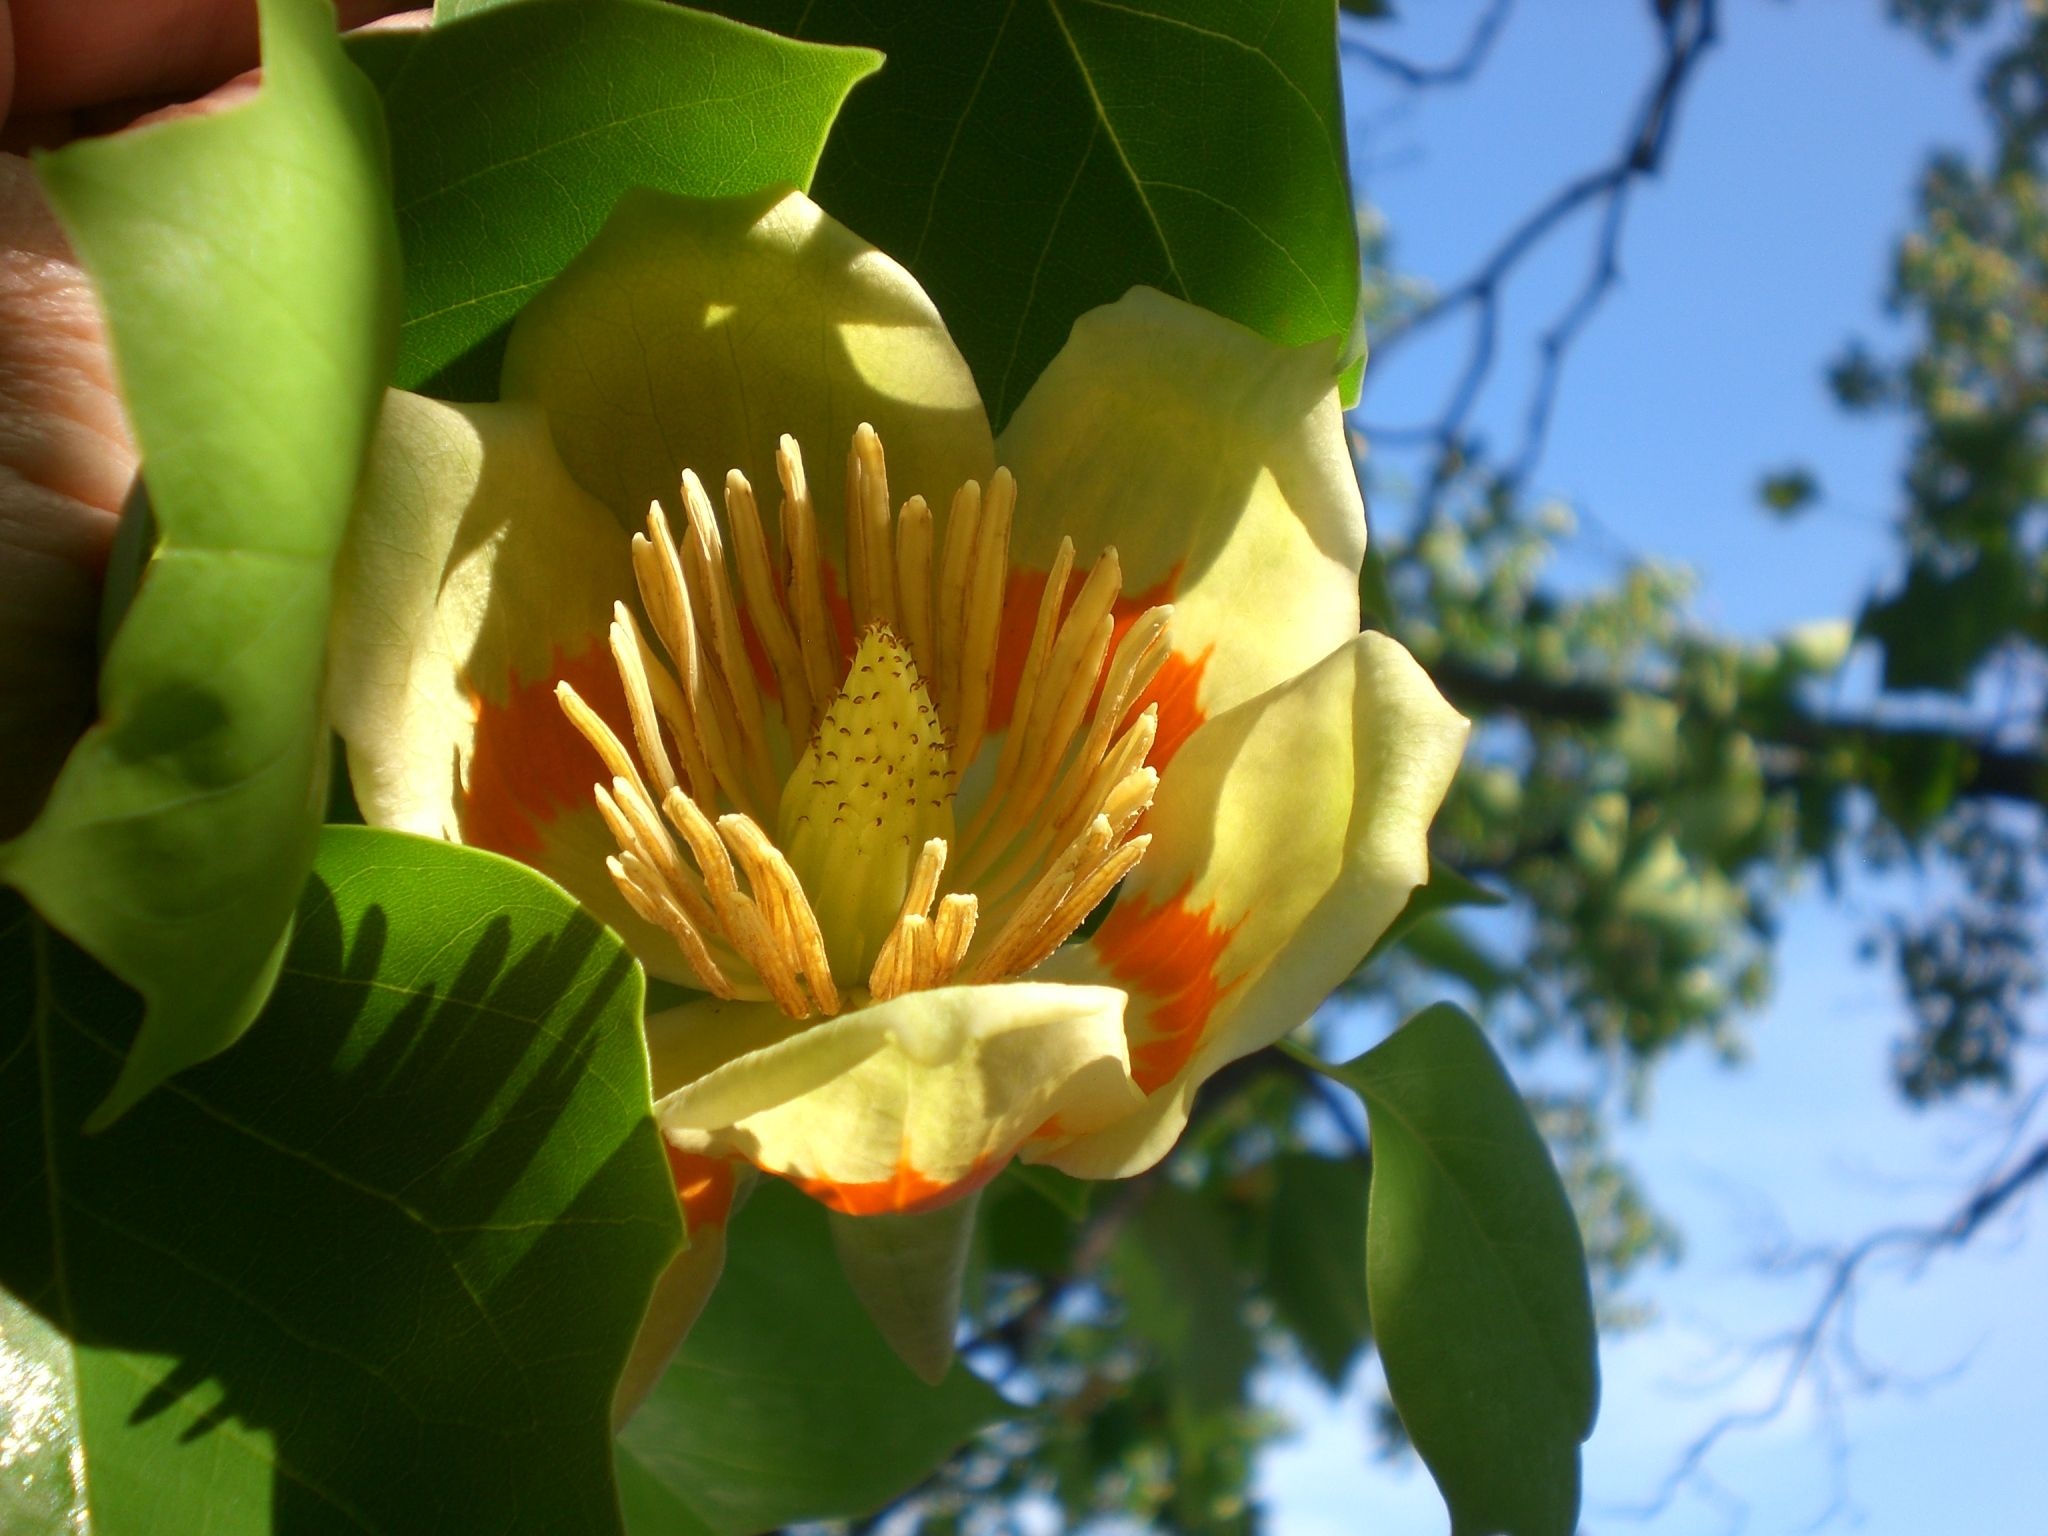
{"left": 556, "top": 424, "right": 1172, "bottom": 1018}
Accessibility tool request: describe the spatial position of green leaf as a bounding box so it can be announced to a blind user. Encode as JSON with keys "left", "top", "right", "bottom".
{"left": 1400, "top": 915, "right": 1512, "bottom": 1000}
{"left": 829, "top": 1193, "right": 981, "bottom": 1385}
{"left": 1757, "top": 466, "right": 1821, "bottom": 516}
{"left": 1108, "top": 1183, "right": 1256, "bottom": 1531}
{"left": 1323, "top": 1006, "right": 1597, "bottom": 1536}
{"left": 359, "top": 0, "right": 880, "bottom": 394}
{"left": 1860, "top": 546, "right": 2029, "bottom": 692}
{"left": 1111, "top": 1184, "right": 1254, "bottom": 1417}
{"left": 2, "top": 0, "right": 400, "bottom": 1126}
{"left": 703, "top": 0, "right": 1362, "bottom": 428}
{"left": 979, "top": 1167, "right": 1084, "bottom": 1276}
{"left": 617, "top": 1181, "right": 1007, "bottom": 1535}
{"left": 1359, "top": 855, "right": 1505, "bottom": 971}
{"left": 0, "top": 826, "right": 680, "bottom": 1534}
{"left": 1265, "top": 1152, "right": 1372, "bottom": 1388}
{"left": 1006, "top": 1160, "right": 1094, "bottom": 1221}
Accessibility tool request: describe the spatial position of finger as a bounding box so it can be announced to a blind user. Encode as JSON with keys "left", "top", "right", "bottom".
{"left": 4, "top": 0, "right": 411, "bottom": 122}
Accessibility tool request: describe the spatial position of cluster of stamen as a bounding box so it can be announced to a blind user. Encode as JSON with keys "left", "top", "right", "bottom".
{"left": 556, "top": 424, "right": 1172, "bottom": 1018}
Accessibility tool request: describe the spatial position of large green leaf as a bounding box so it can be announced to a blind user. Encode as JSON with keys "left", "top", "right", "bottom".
{"left": 359, "top": 0, "right": 880, "bottom": 393}
{"left": 703, "top": 0, "right": 1362, "bottom": 428}
{"left": 617, "top": 1181, "right": 1007, "bottom": 1535}
{"left": 0, "top": 0, "right": 400, "bottom": 1126}
{"left": 1321, "top": 1006, "right": 1598, "bottom": 1536}
{"left": 1264, "top": 1152, "right": 1372, "bottom": 1388}
{"left": 0, "top": 827, "right": 680, "bottom": 1534}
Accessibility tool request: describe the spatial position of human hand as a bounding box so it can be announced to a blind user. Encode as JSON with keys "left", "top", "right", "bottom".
{"left": 0, "top": 0, "right": 417, "bottom": 834}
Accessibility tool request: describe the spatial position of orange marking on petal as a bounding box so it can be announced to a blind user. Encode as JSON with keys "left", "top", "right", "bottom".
{"left": 1094, "top": 883, "right": 1243, "bottom": 1093}
{"left": 1136, "top": 643, "right": 1211, "bottom": 773}
{"left": 463, "top": 642, "right": 624, "bottom": 860}
{"left": 666, "top": 1146, "right": 735, "bottom": 1232}
{"left": 987, "top": 563, "right": 1186, "bottom": 736}
{"left": 789, "top": 1154, "right": 999, "bottom": 1216}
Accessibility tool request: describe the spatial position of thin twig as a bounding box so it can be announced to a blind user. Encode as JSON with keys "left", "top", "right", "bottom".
{"left": 1359, "top": 0, "right": 1720, "bottom": 526}
{"left": 1342, "top": 0, "right": 1515, "bottom": 90}
{"left": 1614, "top": 1128, "right": 2048, "bottom": 1520}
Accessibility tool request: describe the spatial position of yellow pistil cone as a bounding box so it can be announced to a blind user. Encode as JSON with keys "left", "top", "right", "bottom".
{"left": 779, "top": 624, "right": 955, "bottom": 987}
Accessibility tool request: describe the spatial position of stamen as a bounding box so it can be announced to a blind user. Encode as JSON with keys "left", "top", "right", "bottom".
{"left": 635, "top": 504, "right": 756, "bottom": 818}
{"left": 778, "top": 435, "right": 844, "bottom": 710}
{"left": 968, "top": 815, "right": 1117, "bottom": 984}
{"left": 558, "top": 680, "right": 645, "bottom": 793}
{"left": 934, "top": 480, "right": 981, "bottom": 729}
{"left": 848, "top": 424, "right": 899, "bottom": 632}
{"left": 724, "top": 468, "right": 815, "bottom": 745}
{"left": 960, "top": 546, "right": 1122, "bottom": 880}
{"left": 608, "top": 853, "right": 734, "bottom": 998}
{"left": 610, "top": 603, "right": 678, "bottom": 799}
{"left": 950, "top": 467, "right": 1013, "bottom": 774}
{"left": 931, "top": 893, "right": 979, "bottom": 982}
{"left": 896, "top": 495, "right": 936, "bottom": 688}
{"left": 664, "top": 788, "right": 812, "bottom": 1019}
{"left": 719, "top": 814, "right": 840, "bottom": 1016}
{"left": 869, "top": 837, "right": 948, "bottom": 999}
{"left": 977, "top": 536, "right": 1074, "bottom": 826}
{"left": 564, "top": 423, "right": 1172, "bottom": 1011}
{"left": 679, "top": 472, "right": 777, "bottom": 804}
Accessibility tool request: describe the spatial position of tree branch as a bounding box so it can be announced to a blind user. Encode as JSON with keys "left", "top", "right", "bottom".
{"left": 1342, "top": 0, "right": 1515, "bottom": 90}
{"left": 1430, "top": 657, "right": 2048, "bottom": 808}
{"left": 1618, "top": 1125, "right": 2048, "bottom": 1520}
{"left": 1360, "top": 0, "right": 1720, "bottom": 523}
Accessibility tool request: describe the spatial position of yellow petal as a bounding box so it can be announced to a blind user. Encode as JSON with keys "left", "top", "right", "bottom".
{"left": 328, "top": 389, "right": 677, "bottom": 971}
{"left": 992, "top": 287, "right": 1362, "bottom": 768}
{"left": 1029, "top": 633, "right": 1468, "bottom": 1179}
{"left": 649, "top": 982, "right": 1140, "bottom": 1214}
{"left": 500, "top": 186, "right": 995, "bottom": 555}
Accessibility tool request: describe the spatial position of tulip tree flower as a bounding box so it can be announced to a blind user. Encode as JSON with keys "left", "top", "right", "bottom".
{"left": 329, "top": 185, "right": 1467, "bottom": 1379}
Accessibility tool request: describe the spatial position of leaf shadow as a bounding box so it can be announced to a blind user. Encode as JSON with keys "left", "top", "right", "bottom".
{"left": 0, "top": 863, "right": 677, "bottom": 1533}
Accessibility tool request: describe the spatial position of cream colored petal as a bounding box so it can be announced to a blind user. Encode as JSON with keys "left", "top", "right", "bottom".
{"left": 1028, "top": 633, "right": 1468, "bottom": 1179}
{"left": 500, "top": 186, "right": 994, "bottom": 558}
{"left": 327, "top": 388, "right": 682, "bottom": 973}
{"left": 649, "top": 983, "right": 1140, "bottom": 1214}
{"left": 993, "top": 287, "right": 1362, "bottom": 764}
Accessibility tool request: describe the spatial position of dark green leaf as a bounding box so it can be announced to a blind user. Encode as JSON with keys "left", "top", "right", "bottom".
{"left": 977, "top": 1166, "right": 1087, "bottom": 1279}
{"left": 1400, "top": 915, "right": 1512, "bottom": 1000}
{"left": 1860, "top": 546, "right": 2029, "bottom": 692}
{"left": 0, "top": 826, "right": 680, "bottom": 1534}
{"left": 1328, "top": 1006, "right": 1597, "bottom": 1536}
{"left": 1757, "top": 466, "right": 1821, "bottom": 516}
{"left": 829, "top": 1193, "right": 982, "bottom": 1385}
{"left": 1265, "top": 1152, "right": 1372, "bottom": 1388}
{"left": 1007, "top": 1161, "right": 1095, "bottom": 1221}
{"left": 1111, "top": 1184, "right": 1254, "bottom": 1417}
{"left": 617, "top": 1181, "right": 1006, "bottom": 1535}
{"left": 359, "top": 0, "right": 879, "bottom": 393}
{"left": 1, "top": 0, "right": 400, "bottom": 1126}
{"left": 703, "top": 0, "right": 1362, "bottom": 428}
{"left": 1359, "top": 855, "right": 1505, "bottom": 971}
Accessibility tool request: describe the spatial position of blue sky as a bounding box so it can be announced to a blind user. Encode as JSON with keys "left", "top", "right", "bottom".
{"left": 1257, "top": 4, "right": 2048, "bottom": 1531}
